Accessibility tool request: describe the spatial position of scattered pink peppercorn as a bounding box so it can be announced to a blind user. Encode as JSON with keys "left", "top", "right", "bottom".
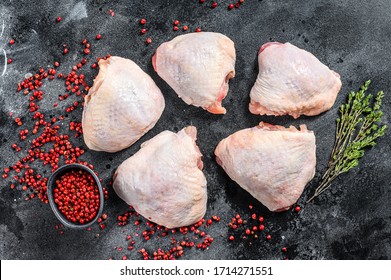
{"left": 282, "top": 247, "right": 287, "bottom": 253}
{"left": 229, "top": 235, "right": 234, "bottom": 241}
{"left": 7, "top": 58, "right": 13, "bottom": 64}
{"left": 9, "top": 39, "right": 15, "bottom": 45}
{"left": 211, "top": 2, "right": 217, "bottom": 8}
{"left": 141, "top": 28, "right": 147, "bottom": 34}
{"left": 173, "top": 26, "right": 179, "bottom": 31}
{"left": 174, "top": 20, "right": 180, "bottom": 25}
{"left": 183, "top": 25, "right": 188, "bottom": 31}
{"left": 295, "top": 206, "right": 301, "bottom": 212}
{"left": 228, "top": 4, "right": 234, "bottom": 10}
{"left": 195, "top": 27, "right": 202, "bottom": 32}
{"left": 266, "top": 234, "right": 272, "bottom": 241}
{"left": 146, "top": 37, "right": 152, "bottom": 44}
{"left": 56, "top": 16, "right": 62, "bottom": 23}
{"left": 140, "top": 18, "right": 146, "bottom": 25}
{"left": 199, "top": 0, "right": 205, "bottom": 3}
{"left": 95, "top": 34, "right": 102, "bottom": 40}
{"left": 63, "top": 48, "right": 68, "bottom": 55}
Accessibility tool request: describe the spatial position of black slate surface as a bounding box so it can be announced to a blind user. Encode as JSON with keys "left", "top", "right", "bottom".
{"left": 0, "top": 0, "right": 390, "bottom": 260}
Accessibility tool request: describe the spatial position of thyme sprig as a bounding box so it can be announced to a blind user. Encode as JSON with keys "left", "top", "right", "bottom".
{"left": 308, "top": 80, "right": 387, "bottom": 202}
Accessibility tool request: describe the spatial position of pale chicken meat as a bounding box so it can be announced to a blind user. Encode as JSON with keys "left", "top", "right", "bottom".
{"left": 249, "top": 42, "right": 342, "bottom": 118}
{"left": 82, "top": 56, "right": 165, "bottom": 153}
{"left": 215, "top": 122, "right": 316, "bottom": 212}
{"left": 153, "top": 32, "right": 236, "bottom": 114}
{"left": 113, "top": 126, "right": 207, "bottom": 228}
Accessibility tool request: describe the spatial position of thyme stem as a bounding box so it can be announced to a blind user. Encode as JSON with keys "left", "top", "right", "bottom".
{"left": 308, "top": 80, "right": 387, "bottom": 202}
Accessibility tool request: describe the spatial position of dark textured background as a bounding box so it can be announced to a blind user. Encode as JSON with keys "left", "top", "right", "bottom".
{"left": 0, "top": 0, "right": 390, "bottom": 260}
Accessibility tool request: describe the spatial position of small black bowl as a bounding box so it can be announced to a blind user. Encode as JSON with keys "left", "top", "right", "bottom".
{"left": 47, "top": 163, "right": 104, "bottom": 229}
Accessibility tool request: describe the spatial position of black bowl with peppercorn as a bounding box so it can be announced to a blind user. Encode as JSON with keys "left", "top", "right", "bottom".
{"left": 47, "top": 163, "right": 104, "bottom": 229}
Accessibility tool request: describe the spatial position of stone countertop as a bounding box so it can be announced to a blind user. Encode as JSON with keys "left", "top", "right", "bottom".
{"left": 0, "top": 0, "right": 390, "bottom": 260}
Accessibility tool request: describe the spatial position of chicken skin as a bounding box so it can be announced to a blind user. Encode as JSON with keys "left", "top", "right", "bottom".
{"left": 113, "top": 126, "right": 207, "bottom": 228}
{"left": 153, "top": 32, "right": 236, "bottom": 114}
{"left": 249, "top": 42, "right": 342, "bottom": 118}
{"left": 215, "top": 122, "right": 316, "bottom": 212}
{"left": 82, "top": 56, "right": 165, "bottom": 152}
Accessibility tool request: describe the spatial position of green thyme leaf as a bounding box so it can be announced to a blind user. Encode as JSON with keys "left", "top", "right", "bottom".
{"left": 308, "top": 80, "right": 387, "bottom": 202}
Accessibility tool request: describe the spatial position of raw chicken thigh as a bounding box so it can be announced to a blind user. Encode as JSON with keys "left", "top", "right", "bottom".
{"left": 153, "top": 32, "right": 236, "bottom": 114}
{"left": 215, "top": 122, "right": 316, "bottom": 212}
{"left": 249, "top": 42, "right": 342, "bottom": 118}
{"left": 113, "top": 126, "right": 207, "bottom": 228}
{"left": 82, "top": 56, "right": 165, "bottom": 153}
